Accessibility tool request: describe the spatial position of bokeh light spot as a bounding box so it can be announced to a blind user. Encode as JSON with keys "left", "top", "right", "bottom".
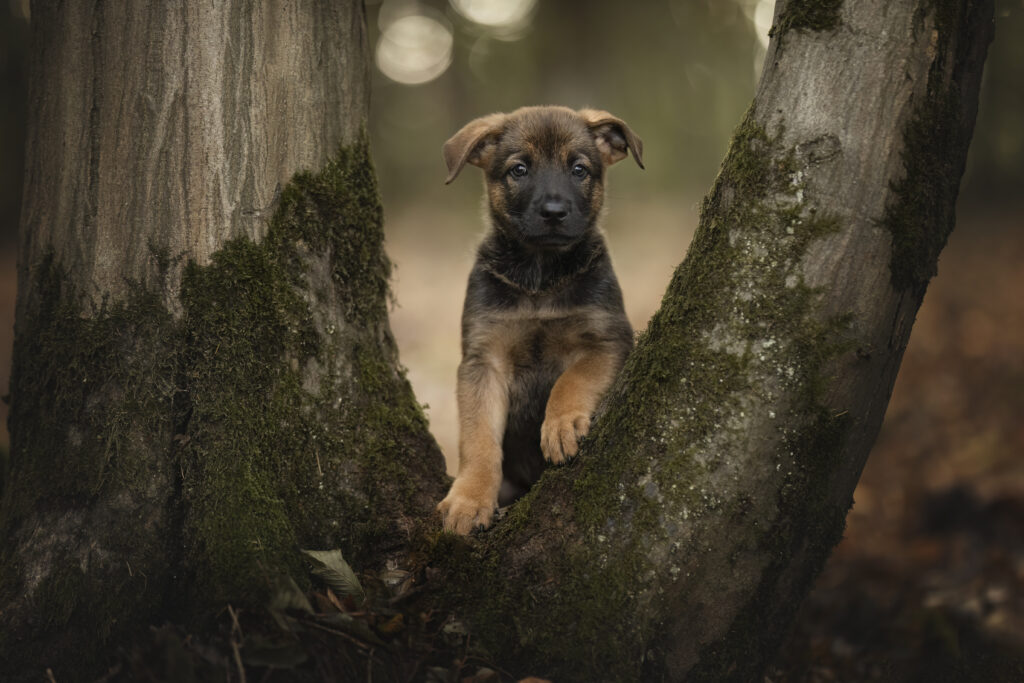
{"left": 376, "top": 14, "right": 454, "bottom": 85}
{"left": 449, "top": 0, "right": 537, "bottom": 29}
{"left": 754, "top": 0, "right": 775, "bottom": 48}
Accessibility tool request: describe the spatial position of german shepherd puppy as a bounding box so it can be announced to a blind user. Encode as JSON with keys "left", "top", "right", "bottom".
{"left": 437, "top": 106, "right": 643, "bottom": 534}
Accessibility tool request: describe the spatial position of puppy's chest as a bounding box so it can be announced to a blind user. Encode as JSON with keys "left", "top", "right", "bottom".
{"left": 468, "top": 310, "right": 597, "bottom": 373}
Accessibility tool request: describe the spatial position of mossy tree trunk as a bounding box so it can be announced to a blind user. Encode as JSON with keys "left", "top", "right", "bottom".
{"left": 428, "top": 1, "right": 993, "bottom": 681}
{"left": 0, "top": 0, "right": 993, "bottom": 682}
{"left": 0, "top": 2, "right": 445, "bottom": 679}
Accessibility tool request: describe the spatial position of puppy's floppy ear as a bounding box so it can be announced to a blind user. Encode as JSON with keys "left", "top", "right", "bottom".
{"left": 578, "top": 109, "right": 644, "bottom": 169}
{"left": 443, "top": 113, "right": 507, "bottom": 184}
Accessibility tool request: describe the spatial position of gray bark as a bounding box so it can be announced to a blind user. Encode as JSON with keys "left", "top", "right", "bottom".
{"left": 1, "top": 2, "right": 445, "bottom": 679}
{"left": 17, "top": 0, "right": 366, "bottom": 315}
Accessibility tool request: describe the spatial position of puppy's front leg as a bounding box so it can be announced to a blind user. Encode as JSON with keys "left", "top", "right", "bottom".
{"left": 541, "top": 349, "right": 620, "bottom": 464}
{"left": 437, "top": 358, "right": 509, "bottom": 534}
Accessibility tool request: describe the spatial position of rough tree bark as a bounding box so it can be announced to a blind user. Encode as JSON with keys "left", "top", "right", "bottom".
{"left": 0, "top": 0, "right": 992, "bottom": 681}
{"left": 0, "top": 2, "right": 444, "bottom": 679}
{"left": 426, "top": 1, "right": 994, "bottom": 681}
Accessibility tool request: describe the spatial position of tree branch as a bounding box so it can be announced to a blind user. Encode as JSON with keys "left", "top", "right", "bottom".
{"left": 433, "top": 2, "right": 994, "bottom": 680}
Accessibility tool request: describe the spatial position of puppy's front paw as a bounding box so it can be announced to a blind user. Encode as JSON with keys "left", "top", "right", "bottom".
{"left": 541, "top": 411, "right": 591, "bottom": 464}
{"left": 437, "top": 484, "right": 497, "bottom": 535}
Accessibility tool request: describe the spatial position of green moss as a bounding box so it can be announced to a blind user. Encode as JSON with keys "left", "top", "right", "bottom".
{"left": 2, "top": 253, "right": 178, "bottom": 512}
{"left": 687, "top": 409, "right": 851, "bottom": 682}
{"left": 1, "top": 137, "right": 446, "bottom": 678}
{"left": 666, "top": 117, "right": 853, "bottom": 681}
{"left": 882, "top": 0, "right": 983, "bottom": 296}
{"left": 0, "top": 253, "right": 180, "bottom": 681}
{"left": 268, "top": 141, "right": 392, "bottom": 328}
{"left": 569, "top": 114, "right": 845, "bottom": 536}
{"left": 883, "top": 92, "right": 959, "bottom": 295}
{"left": 179, "top": 137, "right": 444, "bottom": 607}
{"left": 770, "top": 0, "right": 843, "bottom": 38}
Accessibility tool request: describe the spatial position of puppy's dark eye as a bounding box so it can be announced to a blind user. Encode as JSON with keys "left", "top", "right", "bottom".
{"left": 509, "top": 163, "right": 528, "bottom": 178}
{"left": 571, "top": 163, "right": 589, "bottom": 178}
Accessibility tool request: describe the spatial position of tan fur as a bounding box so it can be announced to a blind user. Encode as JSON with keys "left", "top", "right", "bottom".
{"left": 541, "top": 349, "right": 620, "bottom": 464}
{"left": 439, "top": 306, "right": 624, "bottom": 532}
{"left": 436, "top": 352, "right": 510, "bottom": 535}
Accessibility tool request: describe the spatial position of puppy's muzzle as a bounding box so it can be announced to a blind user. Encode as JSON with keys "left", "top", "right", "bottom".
{"left": 540, "top": 197, "right": 570, "bottom": 223}
{"left": 523, "top": 192, "right": 583, "bottom": 247}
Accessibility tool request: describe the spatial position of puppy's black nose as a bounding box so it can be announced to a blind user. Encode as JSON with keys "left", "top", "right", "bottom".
{"left": 540, "top": 199, "right": 570, "bottom": 222}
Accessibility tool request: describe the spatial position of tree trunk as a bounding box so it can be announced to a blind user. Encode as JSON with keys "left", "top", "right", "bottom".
{"left": 428, "top": 1, "right": 993, "bottom": 680}
{"left": 0, "top": 0, "right": 993, "bottom": 681}
{"left": 0, "top": 2, "right": 445, "bottom": 679}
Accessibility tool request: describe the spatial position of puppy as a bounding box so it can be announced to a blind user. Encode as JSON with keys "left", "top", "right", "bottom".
{"left": 436, "top": 106, "right": 643, "bottom": 534}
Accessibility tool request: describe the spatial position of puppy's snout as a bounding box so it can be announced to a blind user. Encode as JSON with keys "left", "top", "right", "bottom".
{"left": 539, "top": 198, "right": 570, "bottom": 222}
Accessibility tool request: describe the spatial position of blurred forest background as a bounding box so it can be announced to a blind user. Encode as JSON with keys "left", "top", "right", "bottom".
{"left": 2, "top": 0, "right": 1022, "bottom": 678}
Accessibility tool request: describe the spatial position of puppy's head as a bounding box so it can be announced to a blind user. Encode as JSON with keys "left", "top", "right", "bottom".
{"left": 443, "top": 106, "right": 643, "bottom": 250}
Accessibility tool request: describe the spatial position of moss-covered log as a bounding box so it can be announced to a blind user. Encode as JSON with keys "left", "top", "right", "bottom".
{"left": 430, "top": 1, "right": 994, "bottom": 680}
{"left": 0, "top": 3, "right": 444, "bottom": 680}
